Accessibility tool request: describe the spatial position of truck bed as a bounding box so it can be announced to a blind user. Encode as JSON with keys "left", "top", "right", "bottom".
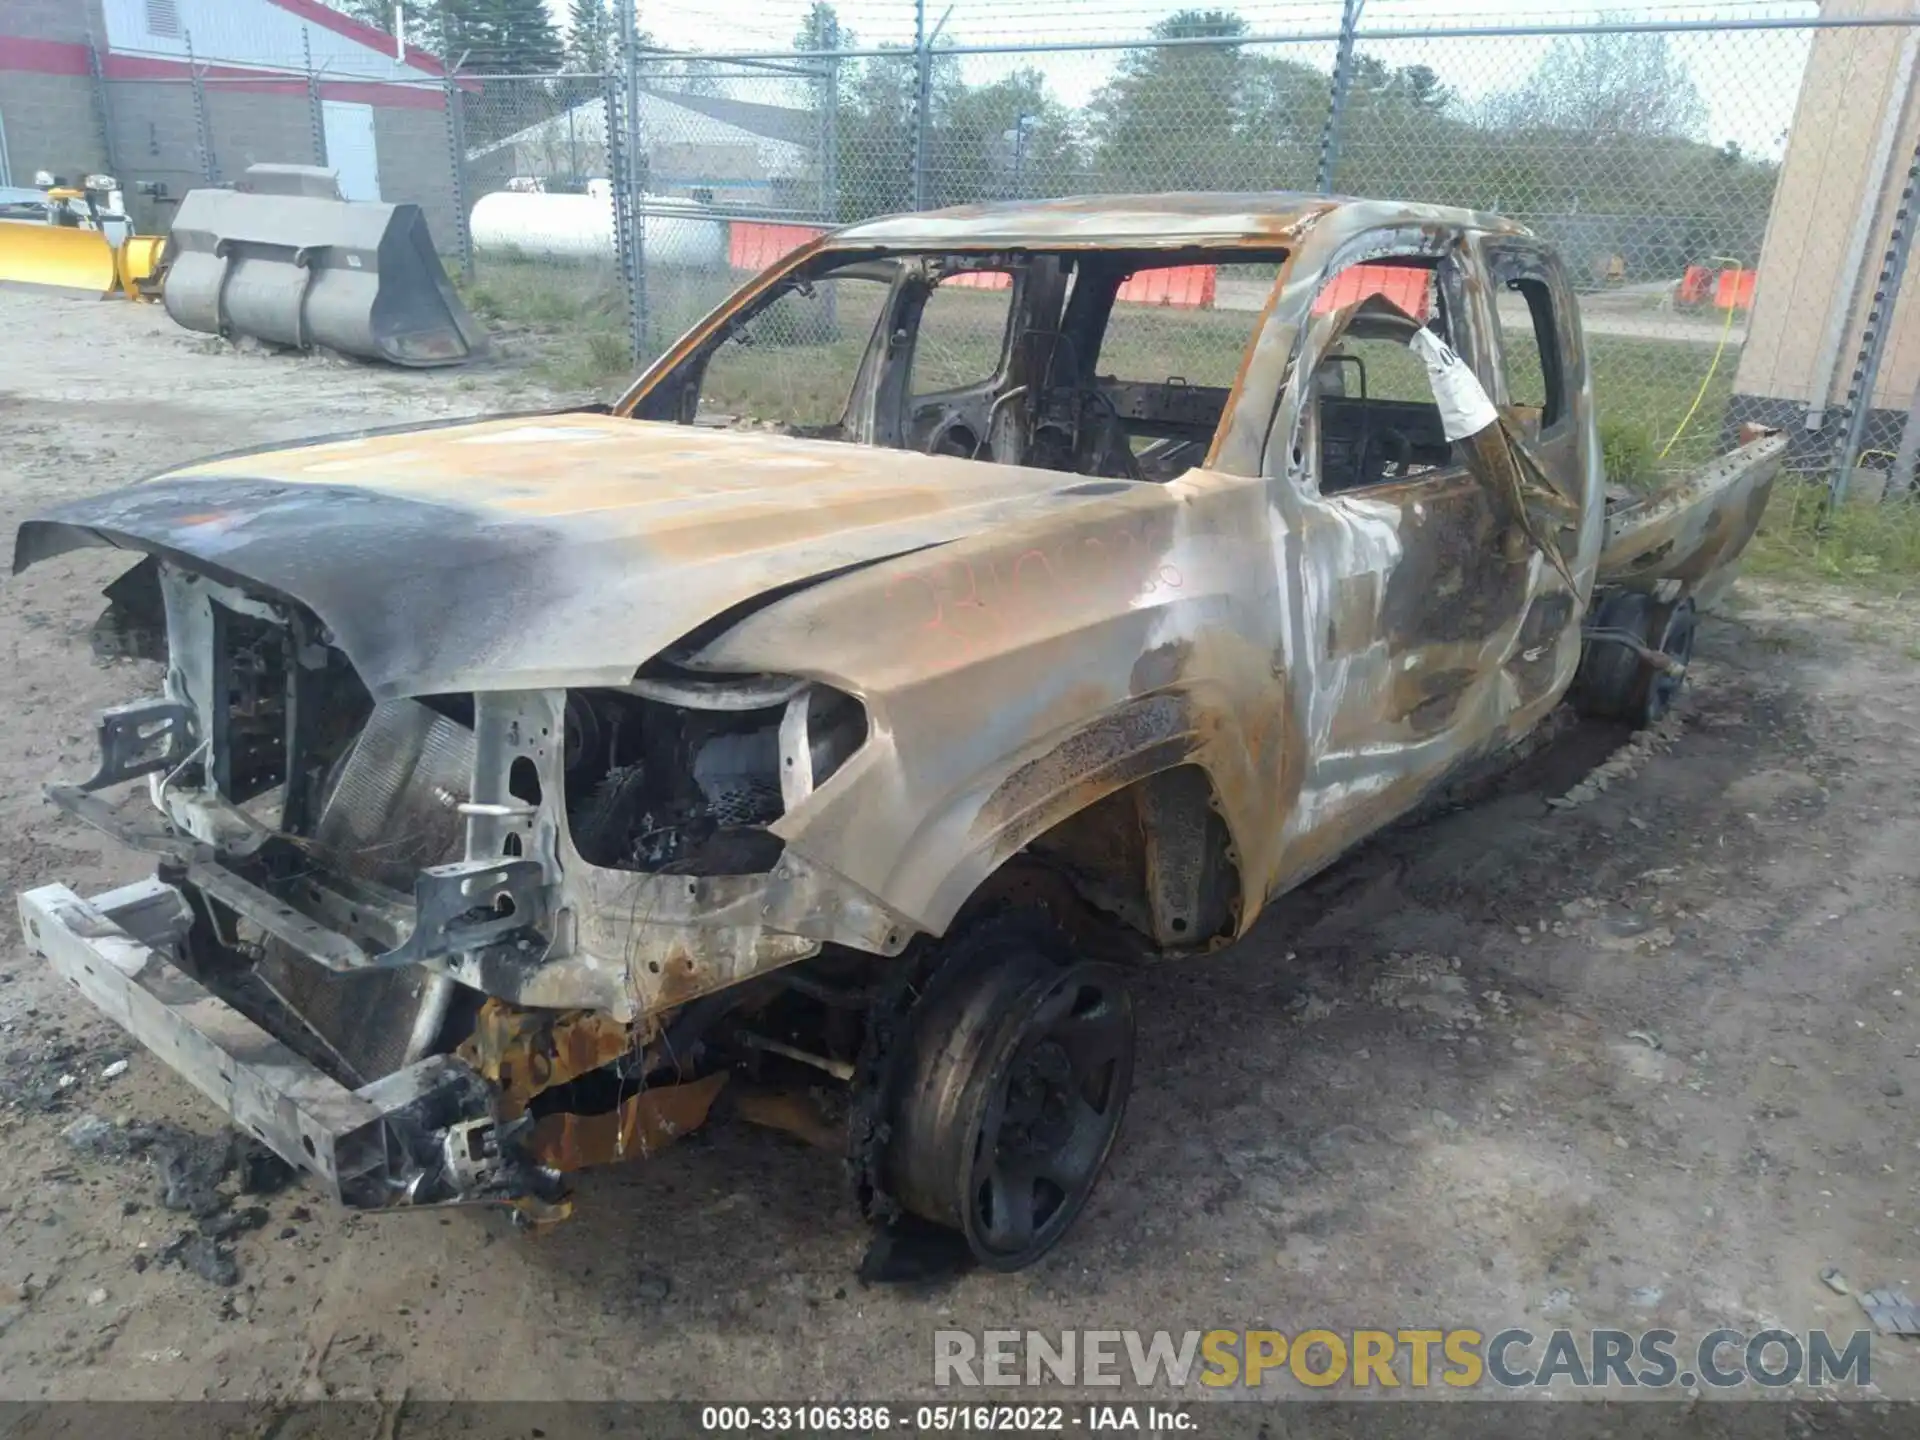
{"left": 1597, "top": 428, "right": 1788, "bottom": 605}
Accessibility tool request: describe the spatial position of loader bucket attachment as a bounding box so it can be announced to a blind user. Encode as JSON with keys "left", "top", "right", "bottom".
{"left": 161, "top": 189, "right": 484, "bottom": 367}
{"left": 0, "top": 219, "right": 118, "bottom": 295}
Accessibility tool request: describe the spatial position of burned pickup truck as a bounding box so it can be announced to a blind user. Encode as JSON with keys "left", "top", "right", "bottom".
{"left": 11, "top": 194, "right": 1782, "bottom": 1270}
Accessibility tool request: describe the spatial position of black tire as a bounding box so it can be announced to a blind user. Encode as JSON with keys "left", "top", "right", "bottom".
{"left": 1640, "top": 598, "right": 1697, "bottom": 724}
{"left": 878, "top": 917, "right": 1134, "bottom": 1271}
{"left": 1573, "top": 591, "right": 1696, "bottom": 728}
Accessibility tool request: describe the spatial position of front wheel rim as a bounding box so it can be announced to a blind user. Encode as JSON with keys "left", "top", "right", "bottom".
{"left": 963, "top": 966, "right": 1133, "bottom": 1267}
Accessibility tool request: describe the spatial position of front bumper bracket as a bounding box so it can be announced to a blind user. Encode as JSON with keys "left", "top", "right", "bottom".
{"left": 17, "top": 879, "right": 563, "bottom": 1213}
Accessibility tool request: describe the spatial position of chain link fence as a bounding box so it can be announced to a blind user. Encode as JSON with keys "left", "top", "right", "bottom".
{"left": 83, "top": 7, "right": 1920, "bottom": 494}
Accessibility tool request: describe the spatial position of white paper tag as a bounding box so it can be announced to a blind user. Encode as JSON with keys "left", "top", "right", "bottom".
{"left": 1408, "top": 325, "right": 1499, "bottom": 442}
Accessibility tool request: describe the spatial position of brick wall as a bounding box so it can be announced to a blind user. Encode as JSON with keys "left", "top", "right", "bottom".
{"left": 0, "top": 0, "right": 110, "bottom": 184}
{"left": 0, "top": 71, "right": 109, "bottom": 182}
{"left": 373, "top": 103, "right": 458, "bottom": 248}
{"left": 204, "top": 83, "right": 321, "bottom": 182}
{"left": 1, "top": 0, "right": 104, "bottom": 44}
{"left": 97, "top": 77, "right": 205, "bottom": 230}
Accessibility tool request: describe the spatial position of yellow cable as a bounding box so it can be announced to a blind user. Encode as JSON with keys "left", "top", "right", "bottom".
{"left": 1658, "top": 287, "right": 1740, "bottom": 460}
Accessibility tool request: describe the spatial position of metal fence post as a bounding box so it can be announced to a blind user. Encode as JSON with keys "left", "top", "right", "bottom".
{"left": 440, "top": 65, "right": 474, "bottom": 282}
{"left": 606, "top": 69, "right": 647, "bottom": 365}
{"left": 305, "top": 30, "right": 328, "bottom": 168}
{"left": 817, "top": 58, "right": 840, "bottom": 226}
{"left": 186, "top": 31, "right": 217, "bottom": 185}
{"left": 86, "top": 43, "right": 122, "bottom": 181}
{"left": 617, "top": 0, "right": 650, "bottom": 360}
{"left": 1890, "top": 375, "right": 1920, "bottom": 497}
{"left": 1831, "top": 123, "right": 1920, "bottom": 505}
{"left": 1315, "top": 0, "right": 1364, "bottom": 195}
{"left": 911, "top": 0, "right": 930, "bottom": 210}
{"left": 626, "top": 36, "right": 652, "bottom": 362}
{"left": 1802, "top": 26, "right": 1917, "bottom": 435}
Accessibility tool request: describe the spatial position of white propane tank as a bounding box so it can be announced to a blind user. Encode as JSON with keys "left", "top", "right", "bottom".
{"left": 469, "top": 190, "right": 727, "bottom": 268}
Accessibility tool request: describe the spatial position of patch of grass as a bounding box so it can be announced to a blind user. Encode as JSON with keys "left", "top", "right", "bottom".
{"left": 1599, "top": 416, "right": 1660, "bottom": 494}
{"left": 1585, "top": 334, "right": 1737, "bottom": 476}
{"left": 1745, "top": 478, "right": 1920, "bottom": 592}
{"left": 456, "top": 256, "right": 642, "bottom": 397}
{"left": 463, "top": 259, "right": 627, "bottom": 330}
{"left": 538, "top": 330, "right": 635, "bottom": 393}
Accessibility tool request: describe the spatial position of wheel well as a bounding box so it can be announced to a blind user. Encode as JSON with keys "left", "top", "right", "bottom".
{"left": 965, "top": 763, "right": 1241, "bottom": 952}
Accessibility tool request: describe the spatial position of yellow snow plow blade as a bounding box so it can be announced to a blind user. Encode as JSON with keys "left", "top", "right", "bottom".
{"left": 0, "top": 219, "right": 119, "bottom": 295}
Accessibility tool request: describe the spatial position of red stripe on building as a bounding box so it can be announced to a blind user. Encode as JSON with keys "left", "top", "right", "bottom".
{"left": 1, "top": 35, "right": 445, "bottom": 106}
{"left": 0, "top": 34, "right": 92, "bottom": 76}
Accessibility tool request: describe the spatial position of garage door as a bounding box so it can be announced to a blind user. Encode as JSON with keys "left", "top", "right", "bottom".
{"left": 321, "top": 101, "right": 381, "bottom": 202}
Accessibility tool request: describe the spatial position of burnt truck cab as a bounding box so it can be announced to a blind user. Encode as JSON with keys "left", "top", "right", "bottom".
{"left": 11, "top": 194, "right": 1783, "bottom": 1268}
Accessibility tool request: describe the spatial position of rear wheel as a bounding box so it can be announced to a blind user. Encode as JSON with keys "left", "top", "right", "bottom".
{"left": 1640, "top": 598, "right": 1697, "bottom": 724}
{"left": 1574, "top": 591, "right": 1696, "bottom": 728}
{"left": 878, "top": 923, "right": 1134, "bottom": 1271}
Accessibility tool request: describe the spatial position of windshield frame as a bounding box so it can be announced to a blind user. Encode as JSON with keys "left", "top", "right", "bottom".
{"left": 617, "top": 240, "right": 1293, "bottom": 481}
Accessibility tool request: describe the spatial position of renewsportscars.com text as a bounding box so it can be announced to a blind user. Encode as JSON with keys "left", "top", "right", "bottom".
{"left": 933, "top": 1327, "right": 1873, "bottom": 1391}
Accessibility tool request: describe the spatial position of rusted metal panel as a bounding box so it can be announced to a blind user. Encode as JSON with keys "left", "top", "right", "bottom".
{"left": 1599, "top": 429, "right": 1788, "bottom": 601}
{"left": 456, "top": 999, "right": 637, "bottom": 1119}
{"left": 526, "top": 1072, "right": 728, "bottom": 1170}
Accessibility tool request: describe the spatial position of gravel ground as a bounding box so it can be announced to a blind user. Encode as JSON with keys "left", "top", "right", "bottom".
{"left": 0, "top": 287, "right": 1916, "bottom": 1415}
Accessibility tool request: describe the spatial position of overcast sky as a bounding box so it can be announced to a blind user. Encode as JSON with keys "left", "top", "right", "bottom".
{"left": 539, "top": 1, "right": 1832, "bottom": 156}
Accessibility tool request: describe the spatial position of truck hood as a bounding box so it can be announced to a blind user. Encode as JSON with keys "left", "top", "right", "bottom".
{"left": 13, "top": 412, "right": 1147, "bottom": 699}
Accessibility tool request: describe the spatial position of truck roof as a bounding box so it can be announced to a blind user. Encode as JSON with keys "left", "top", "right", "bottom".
{"left": 829, "top": 192, "right": 1525, "bottom": 250}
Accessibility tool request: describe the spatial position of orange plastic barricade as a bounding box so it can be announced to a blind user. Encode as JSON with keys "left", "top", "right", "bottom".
{"left": 1714, "top": 268, "right": 1756, "bottom": 311}
{"left": 1115, "top": 264, "right": 1217, "bottom": 308}
{"left": 728, "top": 221, "right": 826, "bottom": 271}
{"left": 1676, "top": 265, "right": 1713, "bottom": 307}
{"left": 1310, "top": 262, "right": 1433, "bottom": 318}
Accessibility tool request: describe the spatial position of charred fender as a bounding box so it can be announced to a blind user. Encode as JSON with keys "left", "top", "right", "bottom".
{"left": 692, "top": 476, "right": 1281, "bottom": 941}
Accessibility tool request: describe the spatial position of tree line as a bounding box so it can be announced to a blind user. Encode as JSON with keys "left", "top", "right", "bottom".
{"left": 327, "top": 2, "right": 1779, "bottom": 281}
{"left": 796, "top": 4, "right": 1777, "bottom": 282}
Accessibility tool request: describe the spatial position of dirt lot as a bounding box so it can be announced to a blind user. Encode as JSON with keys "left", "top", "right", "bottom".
{"left": 0, "top": 286, "right": 1917, "bottom": 1411}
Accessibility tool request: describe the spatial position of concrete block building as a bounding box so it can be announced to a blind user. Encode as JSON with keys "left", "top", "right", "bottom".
{"left": 1728, "top": 0, "right": 1920, "bottom": 468}
{"left": 0, "top": 0, "right": 457, "bottom": 237}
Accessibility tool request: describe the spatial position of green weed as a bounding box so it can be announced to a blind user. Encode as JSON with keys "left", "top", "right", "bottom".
{"left": 1745, "top": 479, "right": 1920, "bottom": 592}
